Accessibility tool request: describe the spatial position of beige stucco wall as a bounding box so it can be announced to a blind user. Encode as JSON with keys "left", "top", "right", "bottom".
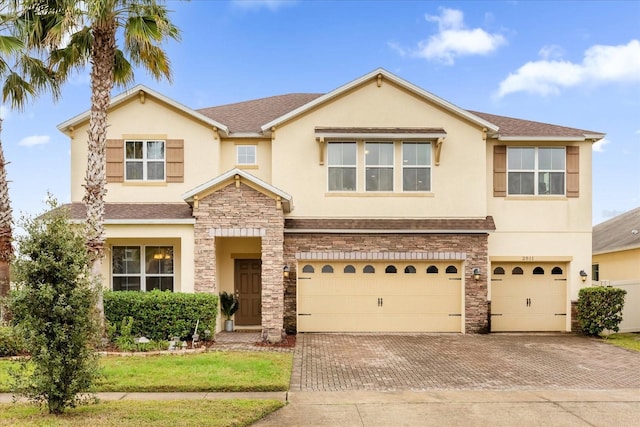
{"left": 220, "top": 138, "right": 272, "bottom": 182}
{"left": 102, "top": 223, "right": 195, "bottom": 293}
{"left": 270, "top": 79, "right": 488, "bottom": 218}
{"left": 593, "top": 248, "right": 640, "bottom": 282}
{"left": 69, "top": 96, "right": 220, "bottom": 203}
{"left": 485, "top": 140, "right": 593, "bottom": 332}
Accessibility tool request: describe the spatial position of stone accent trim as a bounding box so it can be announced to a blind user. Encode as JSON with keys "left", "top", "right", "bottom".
{"left": 297, "top": 251, "right": 467, "bottom": 261}
{"left": 208, "top": 228, "right": 266, "bottom": 237}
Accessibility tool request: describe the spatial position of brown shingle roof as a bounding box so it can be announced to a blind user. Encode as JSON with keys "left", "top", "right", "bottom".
{"left": 470, "top": 111, "right": 602, "bottom": 138}
{"left": 593, "top": 207, "right": 640, "bottom": 254}
{"left": 195, "top": 92, "right": 602, "bottom": 138}
{"left": 63, "top": 203, "right": 193, "bottom": 221}
{"left": 197, "top": 93, "right": 323, "bottom": 133}
{"left": 285, "top": 217, "right": 495, "bottom": 233}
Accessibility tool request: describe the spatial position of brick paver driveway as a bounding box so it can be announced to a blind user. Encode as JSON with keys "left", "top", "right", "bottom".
{"left": 290, "top": 333, "right": 640, "bottom": 391}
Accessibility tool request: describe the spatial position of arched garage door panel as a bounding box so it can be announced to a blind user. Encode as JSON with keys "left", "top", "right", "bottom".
{"left": 297, "top": 261, "right": 462, "bottom": 332}
{"left": 491, "top": 263, "right": 567, "bottom": 332}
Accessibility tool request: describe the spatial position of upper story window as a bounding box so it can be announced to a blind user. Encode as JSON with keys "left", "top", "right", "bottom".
{"left": 125, "top": 140, "right": 165, "bottom": 181}
{"left": 328, "top": 142, "right": 356, "bottom": 191}
{"left": 236, "top": 145, "right": 257, "bottom": 165}
{"left": 402, "top": 142, "right": 431, "bottom": 191}
{"left": 508, "top": 147, "right": 565, "bottom": 196}
{"left": 365, "top": 142, "right": 394, "bottom": 191}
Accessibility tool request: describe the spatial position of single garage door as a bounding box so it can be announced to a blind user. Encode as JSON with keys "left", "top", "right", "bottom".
{"left": 491, "top": 262, "right": 567, "bottom": 332}
{"left": 297, "top": 261, "right": 463, "bottom": 332}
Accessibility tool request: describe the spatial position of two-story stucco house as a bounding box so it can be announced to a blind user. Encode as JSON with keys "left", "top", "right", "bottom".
{"left": 58, "top": 69, "right": 603, "bottom": 341}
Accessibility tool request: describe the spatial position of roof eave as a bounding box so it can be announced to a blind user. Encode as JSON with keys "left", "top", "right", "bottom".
{"left": 284, "top": 228, "right": 493, "bottom": 234}
{"left": 182, "top": 168, "right": 293, "bottom": 213}
{"left": 260, "top": 68, "right": 500, "bottom": 133}
{"left": 593, "top": 243, "right": 640, "bottom": 256}
{"left": 57, "top": 84, "right": 230, "bottom": 135}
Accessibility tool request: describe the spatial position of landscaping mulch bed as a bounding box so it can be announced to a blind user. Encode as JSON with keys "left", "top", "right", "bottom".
{"left": 255, "top": 334, "right": 296, "bottom": 348}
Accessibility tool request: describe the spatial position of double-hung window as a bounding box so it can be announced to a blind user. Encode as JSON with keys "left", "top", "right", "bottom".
{"left": 112, "top": 246, "right": 174, "bottom": 291}
{"left": 365, "top": 142, "right": 394, "bottom": 191}
{"left": 508, "top": 147, "right": 565, "bottom": 195}
{"left": 328, "top": 142, "right": 356, "bottom": 191}
{"left": 402, "top": 142, "right": 431, "bottom": 191}
{"left": 125, "top": 140, "right": 165, "bottom": 181}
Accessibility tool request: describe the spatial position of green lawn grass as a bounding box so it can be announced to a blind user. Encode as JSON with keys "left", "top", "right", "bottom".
{"left": 603, "top": 333, "right": 640, "bottom": 352}
{"left": 0, "top": 399, "right": 284, "bottom": 427}
{"left": 0, "top": 351, "right": 293, "bottom": 393}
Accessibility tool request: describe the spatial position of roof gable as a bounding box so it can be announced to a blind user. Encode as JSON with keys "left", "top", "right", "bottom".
{"left": 260, "top": 68, "right": 499, "bottom": 134}
{"left": 57, "top": 84, "right": 229, "bottom": 135}
{"left": 593, "top": 207, "right": 640, "bottom": 254}
{"left": 182, "top": 168, "right": 293, "bottom": 213}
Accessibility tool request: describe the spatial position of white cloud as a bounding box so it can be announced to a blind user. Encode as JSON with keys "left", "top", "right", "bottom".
{"left": 231, "top": 0, "right": 297, "bottom": 11}
{"left": 498, "top": 40, "right": 640, "bottom": 97}
{"left": 538, "top": 45, "right": 564, "bottom": 60}
{"left": 18, "top": 135, "right": 50, "bottom": 147}
{"left": 592, "top": 137, "right": 611, "bottom": 152}
{"left": 396, "top": 8, "right": 506, "bottom": 65}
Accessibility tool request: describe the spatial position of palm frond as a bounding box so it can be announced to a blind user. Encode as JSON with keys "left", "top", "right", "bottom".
{"left": 112, "top": 48, "right": 134, "bottom": 88}
{"left": 1, "top": 72, "right": 36, "bottom": 110}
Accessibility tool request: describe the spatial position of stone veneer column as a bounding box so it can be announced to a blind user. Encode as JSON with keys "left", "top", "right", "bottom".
{"left": 261, "top": 225, "right": 285, "bottom": 343}
{"left": 192, "top": 182, "right": 285, "bottom": 342}
{"left": 193, "top": 209, "right": 216, "bottom": 293}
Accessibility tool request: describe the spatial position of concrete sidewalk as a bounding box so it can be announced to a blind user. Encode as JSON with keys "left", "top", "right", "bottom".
{"left": 255, "top": 389, "right": 640, "bottom": 427}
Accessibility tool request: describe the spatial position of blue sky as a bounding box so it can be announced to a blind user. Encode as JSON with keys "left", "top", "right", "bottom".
{"left": 1, "top": 0, "right": 639, "bottom": 225}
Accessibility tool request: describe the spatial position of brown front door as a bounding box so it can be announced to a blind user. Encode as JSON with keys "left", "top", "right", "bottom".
{"left": 234, "top": 259, "right": 262, "bottom": 325}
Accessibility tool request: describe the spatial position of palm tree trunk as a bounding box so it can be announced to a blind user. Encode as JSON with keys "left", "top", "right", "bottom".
{"left": 0, "top": 119, "right": 13, "bottom": 323}
{"left": 85, "top": 23, "right": 116, "bottom": 333}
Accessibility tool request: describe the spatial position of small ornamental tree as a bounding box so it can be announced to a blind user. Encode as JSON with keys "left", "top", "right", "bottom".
{"left": 10, "top": 199, "right": 101, "bottom": 414}
{"left": 577, "top": 286, "right": 627, "bottom": 337}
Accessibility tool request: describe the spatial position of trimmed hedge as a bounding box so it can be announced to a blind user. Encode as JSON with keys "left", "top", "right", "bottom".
{"left": 577, "top": 286, "right": 626, "bottom": 336}
{"left": 0, "top": 326, "right": 26, "bottom": 357}
{"left": 104, "top": 290, "right": 218, "bottom": 341}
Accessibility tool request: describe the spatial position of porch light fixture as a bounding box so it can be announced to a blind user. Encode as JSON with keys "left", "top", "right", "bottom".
{"left": 580, "top": 270, "right": 588, "bottom": 282}
{"left": 283, "top": 265, "right": 290, "bottom": 279}
{"left": 472, "top": 268, "right": 481, "bottom": 281}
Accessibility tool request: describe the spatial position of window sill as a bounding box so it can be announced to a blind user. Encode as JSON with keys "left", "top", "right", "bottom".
{"left": 236, "top": 164, "right": 258, "bottom": 170}
{"left": 325, "top": 192, "right": 435, "bottom": 198}
{"left": 503, "top": 196, "right": 568, "bottom": 201}
{"left": 122, "top": 181, "right": 169, "bottom": 187}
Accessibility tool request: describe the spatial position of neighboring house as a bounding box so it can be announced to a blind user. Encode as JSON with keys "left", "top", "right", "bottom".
{"left": 592, "top": 207, "right": 640, "bottom": 332}
{"left": 57, "top": 69, "right": 603, "bottom": 341}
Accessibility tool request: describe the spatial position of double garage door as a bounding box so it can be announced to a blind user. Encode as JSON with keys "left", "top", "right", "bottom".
{"left": 491, "top": 262, "right": 567, "bottom": 332}
{"left": 297, "top": 261, "right": 463, "bottom": 332}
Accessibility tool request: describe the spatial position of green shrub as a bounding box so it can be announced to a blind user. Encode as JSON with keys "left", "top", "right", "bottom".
{"left": 104, "top": 290, "right": 217, "bottom": 341}
{"left": 10, "top": 200, "right": 100, "bottom": 414}
{"left": 577, "top": 286, "right": 627, "bottom": 336}
{"left": 0, "top": 326, "right": 26, "bottom": 356}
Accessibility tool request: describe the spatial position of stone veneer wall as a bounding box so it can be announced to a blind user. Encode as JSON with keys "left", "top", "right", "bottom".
{"left": 193, "top": 182, "right": 285, "bottom": 342}
{"left": 283, "top": 233, "right": 489, "bottom": 334}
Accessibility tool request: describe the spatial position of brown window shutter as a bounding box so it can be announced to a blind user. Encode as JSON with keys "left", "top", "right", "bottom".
{"left": 566, "top": 146, "right": 579, "bottom": 198}
{"left": 106, "top": 139, "right": 124, "bottom": 183}
{"left": 166, "top": 139, "right": 184, "bottom": 183}
{"left": 493, "top": 145, "right": 506, "bottom": 197}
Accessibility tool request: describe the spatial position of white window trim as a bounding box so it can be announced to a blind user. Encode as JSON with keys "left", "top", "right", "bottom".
{"left": 327, "top": 141, "right": 357, "bottom": 192}
{"left": 236, "top": 145, "right": 257, "bottom": 166}
{"left": 112, "top": 245, "right": 174, "bottom": 292}
{"left": 402, "top": 141, "right": 432, "bottom": 192}
{"left": 507, "top": 147, "right": 566, "bottom": 196}
{"left": 124, "top": 139, "right": 166, "bottom": 182}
